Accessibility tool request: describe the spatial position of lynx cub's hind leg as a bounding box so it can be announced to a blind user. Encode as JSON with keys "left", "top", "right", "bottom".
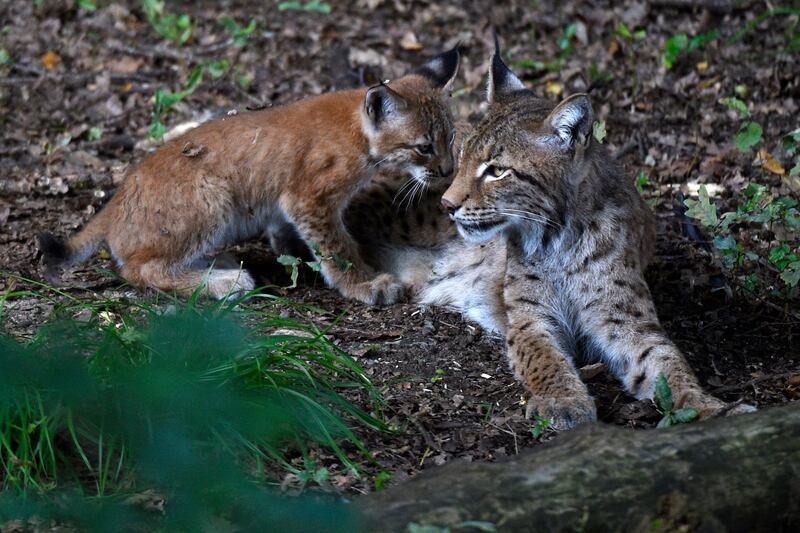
{"left": 121, "top": 258, "right": 255, "bottom": 300}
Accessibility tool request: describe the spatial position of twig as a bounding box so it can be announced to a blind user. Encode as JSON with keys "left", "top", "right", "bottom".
{"left": 407, "top": 415, "right": 442, "bottom": 453}
{"left": 647, "top": 0, "right": 754, "bottom": 13}
{"left": 711, "top": 372, "right": 797, "bottom": 394}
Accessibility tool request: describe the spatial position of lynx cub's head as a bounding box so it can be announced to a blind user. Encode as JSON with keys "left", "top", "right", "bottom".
{"left": 362, "top": 46, "right": 460, "bottom": 184}
{"left": 442, "top": 43, "right": 594, "bottom": 249}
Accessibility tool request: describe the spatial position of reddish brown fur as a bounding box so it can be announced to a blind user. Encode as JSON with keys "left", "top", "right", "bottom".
{"left": 40, "top": 49, "right": 460, "bottom": 302}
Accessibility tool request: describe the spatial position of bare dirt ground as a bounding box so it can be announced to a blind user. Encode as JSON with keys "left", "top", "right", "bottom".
{"left": 1, "top": 0, "right": 799, "bottom": 494}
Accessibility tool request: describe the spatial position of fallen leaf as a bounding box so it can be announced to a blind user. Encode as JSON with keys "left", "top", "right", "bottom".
{"left": 545, "top": 80, "right": 562, "bottom": 97}
{"left": 783, "top": 173, "right": 800, "bottom": 195}
{"left": 607, "top": 39, "right": 620, "bottom": 56}
{"left": 181, "top": 141, "right": 206, "bottom": 157}
{"left": 578, "top": 363, "right": 607, "bottom": 381}
{"left": 696, "top": 61, "right": 709, "bottom": 72}
{"left": 399, "top": 31, "right": 423, "bottom": 51}
{"left": 41, "top": 50, "right": 61, "bottom": 70}
{"left": 107, "top": 56, "right": 144, "bottom": 74}
{"left": 756, "top": 148, "right": 785, "bottom": 176}
{"left": 698, "top": 75, "right": 720, "bottom": 90}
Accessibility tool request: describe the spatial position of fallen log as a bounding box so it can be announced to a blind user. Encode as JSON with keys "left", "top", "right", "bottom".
{"left": 358, "top": 404, "right": 800, "bottom": 531}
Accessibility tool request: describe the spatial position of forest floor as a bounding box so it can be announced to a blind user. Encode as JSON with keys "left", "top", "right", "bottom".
{"left": 1, "top": 0, "right": 799, "bottom": 495}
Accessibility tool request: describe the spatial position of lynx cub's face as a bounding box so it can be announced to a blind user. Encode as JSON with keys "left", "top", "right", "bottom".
{"left": 362, "top": 50, "right": 460, "bottom": 184}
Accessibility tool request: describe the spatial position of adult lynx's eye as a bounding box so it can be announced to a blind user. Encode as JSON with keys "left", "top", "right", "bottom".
{"left": 415, "top": 143, "right": 434, "bottom": 155}
{"left": 482, "top": 165, "right": 508, "bottom": 181}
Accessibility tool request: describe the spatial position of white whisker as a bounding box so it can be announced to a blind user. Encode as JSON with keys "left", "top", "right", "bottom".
{"left": 501, "top": 208, "right": 562, "bottom": 229}
{"left": 392, "top": 178, "right": 416, "bottom": 206}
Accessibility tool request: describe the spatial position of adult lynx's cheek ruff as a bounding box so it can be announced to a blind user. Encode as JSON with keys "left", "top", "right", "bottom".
{"left": 434, "top": 41, "right": 755, "bottom": 429}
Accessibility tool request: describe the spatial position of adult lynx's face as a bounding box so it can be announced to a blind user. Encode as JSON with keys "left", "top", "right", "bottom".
{"left": 441, "top": 50, "right": 594, "bottom": 245}
{"left": 362, "top": 47, "right": 460, "bottom": 184}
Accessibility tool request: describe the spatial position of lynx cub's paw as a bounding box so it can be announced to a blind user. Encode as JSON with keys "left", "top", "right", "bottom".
{"left": 206, "top": 269, "right": 256, "bottom": 299}
{"left": 353, "top": 273, "right": 407, "bottom": 305}
{"left": 525, "top": 394, "right": 598, "bottom": 430}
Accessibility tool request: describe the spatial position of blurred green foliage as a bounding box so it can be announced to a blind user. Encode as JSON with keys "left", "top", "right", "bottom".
{"left": 0, "top": 285, "right": 382, "bottom": 530}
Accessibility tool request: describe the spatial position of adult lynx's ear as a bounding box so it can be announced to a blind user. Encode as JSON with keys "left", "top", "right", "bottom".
{"left": 487, "top": 36, "right": 526, "bottom": 103}
{"left": 364, "top": 83, "right": 408, "bottom": 128}
{"left": 545, "top": 93, "right": 594, "bottom": 147}
{"left": 414, "top": 45, "right": 461, "bottom": 91}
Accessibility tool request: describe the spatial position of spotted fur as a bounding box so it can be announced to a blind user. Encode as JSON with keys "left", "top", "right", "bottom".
{"left": 428, "top": 47, "right": 755, "bottom": 428}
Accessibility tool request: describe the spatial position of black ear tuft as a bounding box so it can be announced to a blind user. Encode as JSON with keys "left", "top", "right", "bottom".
{"left": 487, "top": 35, "right": 526, "bottom": 103}
{"left": 37, "top": 232, "right": 70, "bottom": 275}
{"left": 414, "top": 45, "right": 461, "bottom": 90}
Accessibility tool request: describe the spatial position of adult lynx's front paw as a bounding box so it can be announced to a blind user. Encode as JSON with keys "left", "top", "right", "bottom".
{"left": 691, "top": 395, "right": 757, "bottom": 420}
{"left": 347, "top": 273, "right": 407, "bottom": 305}
{"left": 525, "top": 394, "right": 598, "bottom": 430}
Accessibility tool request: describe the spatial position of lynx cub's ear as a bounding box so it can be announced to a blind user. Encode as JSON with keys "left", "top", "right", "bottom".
{"left": 546, "top": 93, "right": 594, "bottom": 147}
{"left": 487, "top": 36, "right": 526, "bottom": 103}
{"left": 364, "top": 83, "right": 408, "bottom": 128}
{"left": 415, "top": 45, "right": 461, "bottom": 91}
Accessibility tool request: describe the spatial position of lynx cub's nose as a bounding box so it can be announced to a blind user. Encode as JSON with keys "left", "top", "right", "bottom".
{"left": 441, "top": 197, "right": 457, "bottom": 215}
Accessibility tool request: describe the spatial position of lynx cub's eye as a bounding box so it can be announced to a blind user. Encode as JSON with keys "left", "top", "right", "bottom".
{"left": 415, "top": 143, "right": 434, "bottom": 155}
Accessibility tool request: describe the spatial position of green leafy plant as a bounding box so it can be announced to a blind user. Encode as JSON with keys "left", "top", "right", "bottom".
{"left": 512, "top": 22, "right": 579, "bottom": 72}
{"left": 634, "top": 171, "right": 649, "bottom": 195}
{"left": 783, "top": 128, "right": 800, "bottom": 177}
{"left": 142, "top": 0, "right": 192, "bottom": 45}
{"left": 530, "top": 415, "right": 552, "bottom": 439}
{"left": 430, "top": 368, "right": 445, "bottom": 384}
{"left": 654, "top": 375, "right": 698, "bottom": 428}
{"left": 219, "top": 16, "right": 257, "bottom": 47}
{"left": 592, "top": 120, "right": 606, "bottom": 143}
{"left": 684, "top": 184, "right": 800, "bottom": 293}
{"left": 149, "top": 65, "right": 204, "bottom": 139}
{"left": 77, "top": 0, "right": 96, "bottom": 12}
{"left": 720, "top": 96, "right": 762, "bottom": 152}
{"left": 86, "top": 126, "right": 103, "bottom": 141}
{"left": 373, "top": 470, "right": 392, "bottom": 491}
{"left": 309, "top": 243, "right": 352, "bottom": 273}
{"left": 0, "top": 283, "right": 382, "bottom": 529}
{"left": 661, "top": 30, "right": 719, "bottom": 69}
{"left": 613, "top": 21, "right": 646, "bottom": 41}
{"left": 0, "top": 48, "right": 10, "bottom": 65}
{"left": 235, "top": 65, "right": 255, "bottom": 90}
{"left": 277, "top": 254, "right": 321, "bottom": 289}
{"left": 278, "top": 0, "right": 332, "bottom": 14}
{"left": 204, "top": 59, "right": 230, "bottom": 79}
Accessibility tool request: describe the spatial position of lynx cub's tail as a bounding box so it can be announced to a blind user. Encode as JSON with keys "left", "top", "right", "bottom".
{"left": 38, "top": 208, "right": 111, "bottom": 282}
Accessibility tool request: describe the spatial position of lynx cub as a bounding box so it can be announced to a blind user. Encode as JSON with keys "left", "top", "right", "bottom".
{"left": 39, "top": 48, "right": 460, "bottom": 304}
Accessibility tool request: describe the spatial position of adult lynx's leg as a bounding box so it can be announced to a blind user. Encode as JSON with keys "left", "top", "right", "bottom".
{"left": 572, "top": 266, "right": 754, "bottom": 418}
{"left": 504, "top": 262, "right": 597, "bottom": 429}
